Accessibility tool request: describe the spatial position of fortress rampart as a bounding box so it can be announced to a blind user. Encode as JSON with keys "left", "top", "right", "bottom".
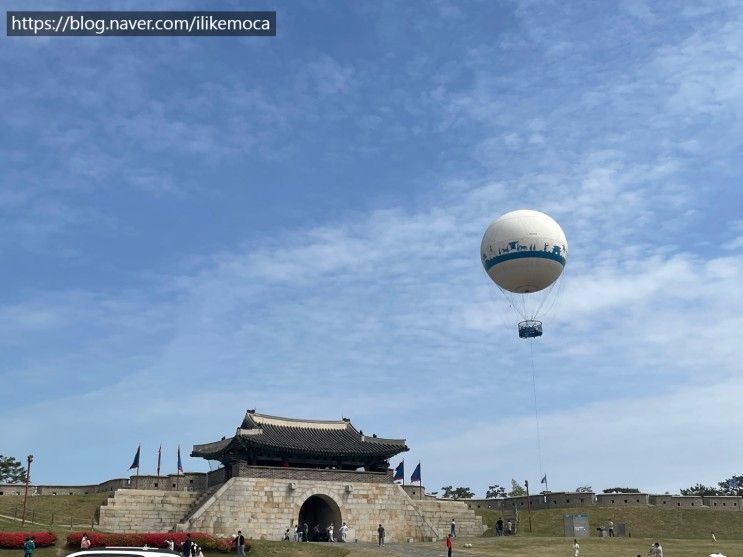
{"left": 5, "top": 479, "right": 740, "bottom": 514}
{"left": 465, "top": 492, "right": 743, "bottom": 512}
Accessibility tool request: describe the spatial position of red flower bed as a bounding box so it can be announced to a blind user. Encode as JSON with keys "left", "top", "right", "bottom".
{"left": 0, "top": 532, "right": 57, "bottom": 549}
{"left": 67, "top": 532, "right": 235, "bottom": 552}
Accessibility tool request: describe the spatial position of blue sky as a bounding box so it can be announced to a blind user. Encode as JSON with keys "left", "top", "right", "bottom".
{"left": 2, "top": 0, "right": 743, "bottom": 497}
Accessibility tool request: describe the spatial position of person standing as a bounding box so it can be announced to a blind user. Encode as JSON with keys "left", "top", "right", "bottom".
{"left": 446, "top": 534, "right": 453, "bottom": 557}
{"left": 235, "top": 531, "right": 245, "bottom": 557}
{"left": 181, "top": 534, "right": 192, "bottom": 557}
{"left": 23, "top": 537, "right": 35, "bottom": 557}
{"left": 608, "top": 520, "right": 614, "bottom": 537}
{"left": 573, "top": 538, "right": 580, "bottom": 557}
{"left": 303, "top": 523, "right": 309, "bottom": 542}
{"left": 377, "top": 524, "right": 385, "bottom": 546}
{"left": 327, "top": 524, "right": 334, "bottom": 542}
{"left": 80, "top": 534, "right": 91, "bottom": 550}
{"left": 340, "top": 522, "right": 348, "bottom": 542}
{"left": 451, "top": 518, "right": 457, "bottom": 538}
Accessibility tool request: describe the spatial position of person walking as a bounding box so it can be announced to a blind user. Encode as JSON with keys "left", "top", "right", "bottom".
{"left": 234, "top": 531, "right": 245, "bottom": 557}
{"left": 23, "top": 537, "right": 35, "bottom": 557}
{"left": 451, "top": 519, "right": 457, "bottom": 538}
{"left": 573, "top": 538, "right": 580, "bottom": 557}
{"left": 446, "top": 534, "right": 453, "bottom": 557}
{"left": 327, "top": 524, "right": 334, "bottom": 542}
{"left": 377, "top": 524, "right": 385, "bottom": 546}
{"left": 181, "top": 534, "right": 192, "bottom": 557}
{"left": 649, "top": 542, "right": 663, "bottom": 557}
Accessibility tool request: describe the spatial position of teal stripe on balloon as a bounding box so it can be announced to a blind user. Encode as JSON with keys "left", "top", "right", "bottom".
{"left": 483, "top": 250, "right": 566, "bottom": 272}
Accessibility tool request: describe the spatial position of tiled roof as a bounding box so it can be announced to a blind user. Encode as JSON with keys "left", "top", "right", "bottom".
{"left": 192, "top": 409, "right": 408, "bottom": 460}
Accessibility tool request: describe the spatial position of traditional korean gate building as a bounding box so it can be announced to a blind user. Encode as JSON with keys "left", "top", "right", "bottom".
{"left": 99, "top": 409, "right": 485, "bottom": 542}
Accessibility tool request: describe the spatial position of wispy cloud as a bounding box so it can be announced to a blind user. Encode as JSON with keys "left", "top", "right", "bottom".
{"left": 1, "top": 0, "right": 742, "bottom": 495}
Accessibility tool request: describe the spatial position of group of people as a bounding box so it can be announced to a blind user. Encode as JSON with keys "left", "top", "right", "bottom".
{"left": 281, "top": 521, "right": 350, "bottom": 542}
{"left": 494, "top": 518, "right": 515, "bottom": 536}
{"left": 179, "top": 533, "right": 205, "bottom": 557}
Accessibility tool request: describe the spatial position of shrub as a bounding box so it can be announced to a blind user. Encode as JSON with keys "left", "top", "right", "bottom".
{"left": 0, "top": 532, "right": 57, "bottom": 549}
{"left": 67, "top": 532, "right": 235, "bottom": 552}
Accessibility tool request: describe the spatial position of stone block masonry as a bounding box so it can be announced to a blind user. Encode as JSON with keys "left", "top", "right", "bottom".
{"left": 99, "top": 490, "right": 201, "bottom": 533}
{"left": 182, "top": 477, "right": 443, "bottom": 542}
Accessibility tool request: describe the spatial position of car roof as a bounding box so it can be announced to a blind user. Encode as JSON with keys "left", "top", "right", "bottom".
{"left": 67, "top": 550, "right": 179, "bottom": 557}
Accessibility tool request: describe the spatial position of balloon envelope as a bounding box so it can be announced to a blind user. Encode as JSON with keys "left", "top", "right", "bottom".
{"left": 481, "top": 209, "right": 568, "bottom": 293}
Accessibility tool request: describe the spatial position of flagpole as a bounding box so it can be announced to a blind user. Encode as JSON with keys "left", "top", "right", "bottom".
{"left": 402, "top": 460, "right": 405, "bottom": 487}
{"left": 419, "top": 461, "right": 422, "bottom": 500}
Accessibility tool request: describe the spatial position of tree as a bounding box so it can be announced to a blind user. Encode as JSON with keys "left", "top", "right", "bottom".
{"left": 717, "top": 475, "right": 743, "bottom": 495}
{"left": 602, "top": 487, "right": 640, "bottom": 493}
{"left": 0, "top": 455, "right": 27, "bottom": 484}
{"left": 575, "top": 486, "right": 593, "bottom": 493}
{"left": 440, "top": 486, "right": 475, "bottom": 499}
{"left": 679, "top": 484, "right": 721, "bottom": 496}
{"left": 679, "top": 474, "right": 743, "bottom": 496}
{"left": 486, "top": 484, "right": 507, "bottom": 498}
{"left": 509, "top": 479, "right": 526, "bottom": 497}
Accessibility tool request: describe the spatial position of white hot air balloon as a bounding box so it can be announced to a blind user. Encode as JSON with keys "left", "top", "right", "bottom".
{"left": 481, "top": 209, "right": 568, "bottom": 338}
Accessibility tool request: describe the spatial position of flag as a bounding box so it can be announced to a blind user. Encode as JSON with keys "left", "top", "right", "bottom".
{"left": 129, "top": 445, "right": 141, "bottom": 470}
{"left": 157, "top": 445, "right": 162, "bottom": 476}
{"left": 393, "top": 461, "right": 404, "bottom": 482}
{"left": 541, "top": 474, "right": 547, "bottom": 485}
{"left": 410, "top": 462, "right": 421, "bottom": 484}
{"left": 177, "top": 445, "right": 183, "bottom": 474}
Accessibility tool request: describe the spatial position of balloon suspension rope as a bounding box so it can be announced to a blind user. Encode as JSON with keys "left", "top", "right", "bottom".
{"left": 529, "top": 338, "right": 544, "bottom": 482}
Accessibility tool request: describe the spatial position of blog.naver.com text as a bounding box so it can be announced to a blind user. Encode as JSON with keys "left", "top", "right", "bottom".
{"left": 7, "top": 11, "right": 276, "bottom": 36}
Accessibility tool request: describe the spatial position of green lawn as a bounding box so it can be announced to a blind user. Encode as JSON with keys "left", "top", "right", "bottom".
{"left": 0, "top": 495, "right": 108, "bottom": 529}
{"left": 477, "top": 506, "right": 743, "bottom": 539}
{"left": 448, "top": 536, "right": 743, "bottom": 557}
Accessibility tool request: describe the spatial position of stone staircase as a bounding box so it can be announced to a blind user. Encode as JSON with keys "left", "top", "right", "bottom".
{"left": 409, "top": 497, "right": 486, "bottom": 538}
{"left": 99, "top": 490, "right": 201, "bottom": 532}
{"left": 175, "top": 484, "right": 224, "bottom": 531}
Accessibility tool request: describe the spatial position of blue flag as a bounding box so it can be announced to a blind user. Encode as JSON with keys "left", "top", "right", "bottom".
{"left": 177, "top": 445, "right": 184, "bottom": 474}
{"left": 541, "top": 474, "right": 547, "bottom": 485}
{"left": 393, "top": 461, "right": 404, "bottom": 482}
{"left": 411, "top": 462, "right": 421, "bottom": 483}
{"left": 129, "top": 445, "right": 140, "bottom": 470}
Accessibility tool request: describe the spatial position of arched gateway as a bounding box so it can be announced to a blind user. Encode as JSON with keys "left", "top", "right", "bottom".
{"left": 298, "top": 494, "right": 342, "bottom": 541}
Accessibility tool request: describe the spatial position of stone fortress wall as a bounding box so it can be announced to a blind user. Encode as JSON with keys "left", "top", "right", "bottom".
{"left": 6, "top": 478, "right": 740, "bottom": 514}
{"left": 466, "top": 491, "right": 743, "bottom": 512}
{"left": 2, "top": 466, "right": 484, "bottom": 542}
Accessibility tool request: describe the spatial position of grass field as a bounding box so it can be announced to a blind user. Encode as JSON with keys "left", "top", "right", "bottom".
{"left": 2, "top": 495, "right": 743, "bottom": 557}
{"left": 477, "top": 506, "right": 743, "bottom": 539}
{"left": 0, "top": 494, "right": 108, "bottom": 529}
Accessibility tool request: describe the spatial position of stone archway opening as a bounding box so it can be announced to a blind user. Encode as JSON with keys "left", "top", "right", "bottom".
{"left": 298, "top": 494, "right": 342, "bottom": 541}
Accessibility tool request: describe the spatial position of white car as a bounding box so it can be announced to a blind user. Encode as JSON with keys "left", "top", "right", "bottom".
{"left": 67, "top": 548, "right": 181, "bottom": 557}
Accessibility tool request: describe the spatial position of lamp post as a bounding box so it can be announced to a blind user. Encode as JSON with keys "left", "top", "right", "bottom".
{"left": 524, "top": 479, "right": 533, "bottom": 533}
{"left": 21, "top": 454, "right": 33, "bottom": 528}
